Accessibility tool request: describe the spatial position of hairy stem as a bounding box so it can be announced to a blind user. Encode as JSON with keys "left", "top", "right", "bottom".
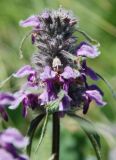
{"left": 52, "top": 113, "right": 60, "bottom": 160}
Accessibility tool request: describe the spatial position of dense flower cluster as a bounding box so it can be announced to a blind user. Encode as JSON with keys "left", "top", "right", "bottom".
{"left": 0, "top": 8, "right": 106, "bottom": 120}
{"left": 0, "top": 128, "right": 29, "bottom": 160}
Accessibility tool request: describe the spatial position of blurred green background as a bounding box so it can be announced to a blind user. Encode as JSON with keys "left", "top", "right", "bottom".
{"left": 0, "top": 0, "right": 116, "bottom": 160}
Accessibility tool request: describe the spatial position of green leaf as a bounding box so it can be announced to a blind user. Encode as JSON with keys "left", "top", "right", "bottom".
{"left": 27, "top": 113, "right": 45, "bottom": 156}
{"left": 47, "top": 99, "right": 60, "bottom": 112}
{"left": 35, "top": 111, "right": 49, "bottom": 152}
{"left": 68, "top": 112, "right": 102, "bottom": 160}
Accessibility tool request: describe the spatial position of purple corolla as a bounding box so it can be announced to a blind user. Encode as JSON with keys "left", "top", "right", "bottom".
{"left": 19, "top": 15, "right": 40, "bottom": 28}
{"left": 77, "top": 43, "right": 100, "bottom": 58}
{"left": 0, "top": 128, "right": 29, "bottom": 160}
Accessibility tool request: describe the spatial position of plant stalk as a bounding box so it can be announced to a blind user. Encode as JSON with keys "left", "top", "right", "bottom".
{"left": 52, "top": 113, "right": 60, "bottom": 160}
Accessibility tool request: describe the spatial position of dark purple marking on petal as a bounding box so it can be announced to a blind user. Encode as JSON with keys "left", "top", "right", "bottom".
{"left": 22, "top": 98, "right": 28, "bottom": 118}
{"left": 88, "top": 84, "right": 104, "bottom": 96}
{"left": 0, "top": 93, "right": 15, "bottom": 106}
{"left": 0, "top": 106, "right": 8, "bottom": 121}
{"left": 0, "top": 149, "right": 14, "bottom": 160}
{"left": 5, "top": 143, "right": 19, "bottom": 158}
{"left": 31, "top": 34, "right": 36, "bottom": 44}
{"left": 22, "top": 94, "right": 39, "bottom": 117}
{"left": 83, "top": 97, "right": 91, "bottom": 114}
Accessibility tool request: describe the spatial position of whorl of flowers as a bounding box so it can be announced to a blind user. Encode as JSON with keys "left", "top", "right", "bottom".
{"left": 0, "top": 128, "right": 29, "bottom": 160}
{"left": 0, "top": 7, "right": 106, "bottom": 120}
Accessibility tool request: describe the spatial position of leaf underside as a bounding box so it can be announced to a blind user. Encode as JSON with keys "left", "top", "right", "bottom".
{"left": 27, "top": 113, "right": 45, "bottom": 156}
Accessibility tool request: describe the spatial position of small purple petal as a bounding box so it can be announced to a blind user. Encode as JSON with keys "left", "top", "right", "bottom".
{"left": 0, "top": 149, "right": 14, "bottom": 160}
{"left": 0, "top": 128, "right": 29, "bottom": 149}
{"left": 40, "top": 66, "right": 56, "bottom": 81}
{"left": 0, "top": 128, "right": 29, "bottom": 160}
{"left": 61, "top": 66, "right": 77, "bottom": 79}
{"left": 22, "top": 94, "right": 39, "bottom": 117}
{"left": 85, "top": 90, "right": 106, "bottom": 106}
{"left": 77, "top": 44, "right": 100, "bottom": 58}
{"left": 13, "top": 65, "right": 35, "bottom": 78}
{"left": 39, "top": 91, "right": 49, "bottom": 105}
{"left": 59, "top": 95, "right": 71, "bottom": 111}
{"left": 9, "top": 91, "right": 26, "bottom": 110}
{"left": 27, "top": 72, "right": 38, "bottom": 86}
{"left": 39, "top": 90, "right": 56, "bottom": 105}
{"left": 19, "top": 15, "right": 40, "bottom": 28}
{"left": 0, "top": 93, "right": 15, "bottom": 106}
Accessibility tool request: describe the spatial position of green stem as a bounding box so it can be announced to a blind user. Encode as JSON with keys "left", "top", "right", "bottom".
{"left": 52, "top": 113, "right": 60, "bottom": 160}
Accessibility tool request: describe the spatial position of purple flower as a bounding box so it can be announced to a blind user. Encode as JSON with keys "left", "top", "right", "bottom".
{"left": 9, "top": 65, "right": 39, "bottom": 116}
{"left": 0, "top": 128, "right": 29, "bottom": 160}
{"left": 77, "top": 44, "right": 100, "bottom": 58}
{"left": 0, "top": 128, "right": 28, "bottom": 148}
{"left": 0, "top": 93, "right": 15, "bottom": 105}
{"left": 19, "top": 15, "right": 40, "bottom": 28}
{"left": 85, "top": 90, "right": 106, "bottom": 106}
{"left": 39, "top": 66, "right": 57, "bottom": 105}
{"left": 14, "top": 8, "right": 106, "bottom": 117}
{"left": 39, "top": 90, "right": 54, "bottom": 105}
{"left": 60, "top": 66, "right": 78, "bottom": 92}
{"left": 61, "top": 66, "right": 77, "bottom": 80}
{"left": 88, "top": 84, "right": 104, "bottom": 96}
{"left": 22, "top": 94, "right": 39, "bottom": 117}
{"left": 0, "top": 93, "right": 15, "bottom": 121}
{"left": 13, "top": 65, "right": 38, "bottom": 88}
{"left": 9, "top": 91, "right": 27, "bottom": 110}
{"left": 40, "top": 66, "right": 56, "bottom": 81}
{"left": 59, "top": 95, "right": 71, "bottom": 111}
{"left": 39, "top": 66, "right": 75, "bottom": 114}
{"left": 9, "top": 85, "right": 39, "bottom": 117}
{"left": 83, "top": 89, "right": 106, "bottom": 114}
{"left": 13, "top": 65, "right": 36, "bottom": 78}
